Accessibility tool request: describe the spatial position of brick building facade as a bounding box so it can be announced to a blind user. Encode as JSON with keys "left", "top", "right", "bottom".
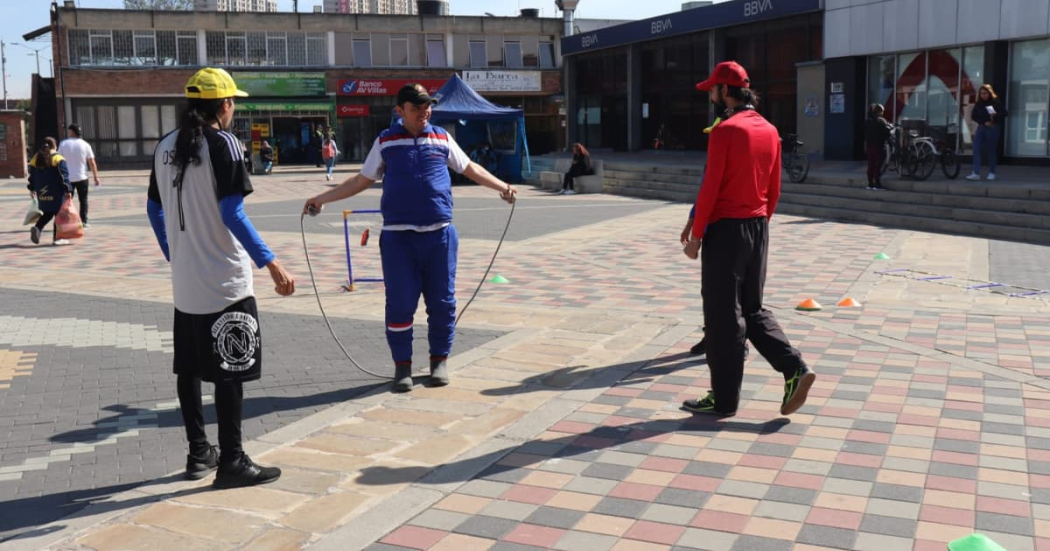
{"left": 47, "top": 6, "right": 564, "bottom": 167}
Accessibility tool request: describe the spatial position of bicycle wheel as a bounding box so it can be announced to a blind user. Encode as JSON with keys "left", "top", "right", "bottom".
{"left": 911, "top": 142, "right": 936, "bottom": 181}
{"left": 941, "top": 149, "right": 961, "bottom": 179}
{"left": 880, "top": 143, "right": 892, "bottom": 176}
{"left": 787, "top": 153, "right": 809, "bottom": 183}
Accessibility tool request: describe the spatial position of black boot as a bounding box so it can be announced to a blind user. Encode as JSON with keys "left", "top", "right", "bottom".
{"left": 393, "top": 362, "right": 413, "bottom": 392}
{"left": 428, "top": 356, "right": 449, "bottom": 387}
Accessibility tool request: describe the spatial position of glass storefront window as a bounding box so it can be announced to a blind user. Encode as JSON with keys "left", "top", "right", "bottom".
{"left": 896, "top": 52, "right": 926, "bottom": 123}
{"left": 868, "top": 55, "right": 896, "bottom": 120}
{"left": 1008, "top": 39, "right": 1050, "bottom": 157}
{"left": 961, "top": 46, "right": 984, "bottom": 152}
{"left": 927, "top": 48, "right": 961, "bottom": 151}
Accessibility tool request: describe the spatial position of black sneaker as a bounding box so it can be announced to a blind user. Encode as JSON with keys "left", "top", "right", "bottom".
{"left": 184, "top": 445, "right": 218, "bottom": 480}
{"left": 781, "top": 364, "right": 817, "bottom": 415}
{"left": 681, "top": 392, "right": 735, "bottom": 417}
{"left": 393, "top": 362, "right": 413, "bottom": 392}
{"left": 30, "top": 226, "right": 40, "bottom": 244}
{"left": 428, "top": 357, "right": 449, "bottom": 387}
{"left": 213, "top": 454, "right": 281, "bottom": 489}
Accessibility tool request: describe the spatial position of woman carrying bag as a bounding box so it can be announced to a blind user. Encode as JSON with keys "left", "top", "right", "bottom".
{"left": 27, "top": 137, "right": 73, "bottom": 246}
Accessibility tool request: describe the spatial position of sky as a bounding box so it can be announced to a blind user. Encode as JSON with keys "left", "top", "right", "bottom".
{"left": 0, "top": 0, "right": 727, "bottom": 99}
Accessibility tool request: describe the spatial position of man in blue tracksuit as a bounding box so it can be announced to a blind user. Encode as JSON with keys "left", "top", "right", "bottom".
{"left": 304, "top": 83, "right": 517, "bottom": 392}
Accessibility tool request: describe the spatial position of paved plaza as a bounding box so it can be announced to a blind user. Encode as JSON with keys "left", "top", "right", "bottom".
{"left": 3, "top": 166, "right": 1050, "bottom": 550}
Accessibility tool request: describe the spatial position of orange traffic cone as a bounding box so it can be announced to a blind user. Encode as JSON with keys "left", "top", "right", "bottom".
{"left": 837, "top": 297, "right": 862, "bottom": 307}
{"left": 796, "top": 298, "right": 822, "bottom": 311}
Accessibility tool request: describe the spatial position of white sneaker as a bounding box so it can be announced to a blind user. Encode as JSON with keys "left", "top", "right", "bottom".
{"left": 966, "top": 173, "right": 980, "bottom": 181}
{"left": 325, "top": 174, "right": 332, "bottom": 181}
{"left": 52, "top": 239, "right": 71, "bottom": 246}
{"left": 987, "top": 173, "right": 996, "bottom": 181}
{"left": 557, "top": 189, "right": 566, "bottom": 195}
{"left": 565, "top": 189, "right": 576, "bottom": 195}
{"left": 83, "top": 223, "right": 91, "bottom": 229}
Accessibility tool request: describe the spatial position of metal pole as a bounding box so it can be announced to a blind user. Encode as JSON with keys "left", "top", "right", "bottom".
{"left": 34, "top": 51, "right": 40, "bottom": 75}
{"left": 1, "top": 41, "right": 7, "bottom": 110}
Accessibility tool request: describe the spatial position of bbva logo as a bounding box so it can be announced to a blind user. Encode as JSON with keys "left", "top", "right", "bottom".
{"left": 744, "top": 0, "right": 774, "bottom": 17}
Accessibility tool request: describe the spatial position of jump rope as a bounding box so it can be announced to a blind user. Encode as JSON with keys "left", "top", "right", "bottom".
{"left": 299, "top": 199, "right": 516, "bottom": 380}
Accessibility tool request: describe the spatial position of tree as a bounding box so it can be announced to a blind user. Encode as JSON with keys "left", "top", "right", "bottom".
{"left": 123, "top": 0, "right": 194, "bottom": 9}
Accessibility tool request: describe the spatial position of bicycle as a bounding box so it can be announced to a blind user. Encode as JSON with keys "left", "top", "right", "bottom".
{"left": 882, "top": 124, "right": 960, "bottom": 181}
{"left": 782, "top": 133, "right": 809, "bottom": 183}
{"left": 929, "top": 124, "right": 961, "bottom": 179}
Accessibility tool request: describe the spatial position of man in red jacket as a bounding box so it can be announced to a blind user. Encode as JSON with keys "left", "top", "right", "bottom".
{"left": 682, "top": 61, "right": 815, "bottom": 418}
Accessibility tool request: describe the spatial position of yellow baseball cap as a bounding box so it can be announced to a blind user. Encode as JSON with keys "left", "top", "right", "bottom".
{"left": 185, "top": 68, "right": 248, "bottom": 99}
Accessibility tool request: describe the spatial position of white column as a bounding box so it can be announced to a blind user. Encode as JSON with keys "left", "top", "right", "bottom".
{"left": 197, "top": 29, "right": 208, "bottom": 65}
{"left": 445, "top": 31, "right": 453, "bottom": 68}
{"left": 327, "top": 31, "right": 336, "bottom": 66}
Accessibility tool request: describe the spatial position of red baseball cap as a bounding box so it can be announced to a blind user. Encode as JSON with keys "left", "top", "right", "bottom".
{"left": 695, "top": 61, "right": 750, "bottom": 92}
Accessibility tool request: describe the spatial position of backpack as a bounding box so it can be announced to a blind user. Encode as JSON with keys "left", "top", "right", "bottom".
{"left": 322, "top": 141, "right": 336, "bottom": 160}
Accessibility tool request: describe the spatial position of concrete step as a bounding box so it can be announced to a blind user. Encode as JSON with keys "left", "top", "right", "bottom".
{"left": 777, "top": 202, "right": 1050, "bottom": 246}
{"left": 603, "top": 169, "right": 700, "bottom": 186}
{"left": 602, "top": 162, "right": 706, "bottom": 178}
{"left": 783, "top": 181, "right": 1050, "bottom": 216}
{"left": 604, "top": 178, "right": 699, "bottom": 195}
{"left": 601, "top": 185, "right": 694, "bottom": 204}
{"left": 780, "top": 189, "right": 1050, "bottom": 231}
{"left": 806, "top": 173, "right": 1050, "bottom": 201}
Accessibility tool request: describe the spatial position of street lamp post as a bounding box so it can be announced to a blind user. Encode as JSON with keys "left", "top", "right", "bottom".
{"left": 11, "top": 42, "right": 48, "bottom": 76}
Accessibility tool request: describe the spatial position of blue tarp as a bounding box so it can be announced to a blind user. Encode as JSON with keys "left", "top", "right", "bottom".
{"left": 430, "top": 75, "right": 531, "bottom": 182}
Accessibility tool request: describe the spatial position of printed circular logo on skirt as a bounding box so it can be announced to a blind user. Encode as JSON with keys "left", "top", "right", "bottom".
{"left": 211, "top": 312, "right": 259, "bottom": 371}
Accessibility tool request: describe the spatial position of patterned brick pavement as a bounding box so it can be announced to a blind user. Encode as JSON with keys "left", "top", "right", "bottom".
{"left": 3, "top": 168, "right": 1050, "bottom": 550}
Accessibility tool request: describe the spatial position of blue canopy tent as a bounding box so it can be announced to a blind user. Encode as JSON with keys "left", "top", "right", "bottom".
{"left": 428, "top": 74, "right": 531, "bottom": 182}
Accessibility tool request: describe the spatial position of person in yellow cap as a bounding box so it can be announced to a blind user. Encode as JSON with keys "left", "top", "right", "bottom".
{"left": 146, "top": 67, "right": 295, "bottom": 488}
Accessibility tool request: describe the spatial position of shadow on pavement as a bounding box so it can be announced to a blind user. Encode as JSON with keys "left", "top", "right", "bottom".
{"left": 0, "top": 475, "right": 212, "bottom": 543}
{"left": 354, "top": 415, "right": 791, "bottom": 488}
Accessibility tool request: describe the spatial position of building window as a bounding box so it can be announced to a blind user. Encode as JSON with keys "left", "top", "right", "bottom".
{"left": 267, "top": 32, "right": 288, "bottom": 66}
{"left": 206, "top": 31, "right": 226, "bottom": 65}
{"left": 504, "top": 41, "right": 523, "bottom": 68}
{"left": 469, "top": 41, "right": 487, "bottom": 68}
{"left": 226, "top": 31, "right": 247, "bottom": 65}
{"left": 177, "top": 31, "right": 199, "bottom": 65}
{"left": 133, "top": 31, "right": 157, "bottom": 65}
{"left": 426, "top": 36, "right": 446, "bottom": 67}
{"left": 390, "top": 34, "right": 409, "bottom": 66}
{"left": 306, "top": 32, "right": 326, "bottom": 65}
{"left": 539, "top": 42, "right": 555, "bottom": 69}
{"left": 353, "top": 39, "right": 372, "bottom": 67}
{"left": 68, "top": 30, "right": 90, "bottom": 66}
{"left": 90, "top": 30, "right": 114, "bottom": 65}
{"left": 247, "top": 32, "right": 266, "bottom": 66}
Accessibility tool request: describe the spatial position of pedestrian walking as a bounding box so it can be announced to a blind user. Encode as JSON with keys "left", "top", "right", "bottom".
{"left": 967, "top": 84, "right": 1007, "bottom": 181}
{"left": 303, "top": 83, "right": 517, "bottom": 393}
{"left": 682, "top": 61, "right": 815, "bottom": 417}
{"left": 322, "top": 132, "right": 339, "bottom": 181}
{"left": 147, "top": 67, "right": 296, "bottom": 488}
{"left": 864, "top": 103, "right": 892, "bottom": 190}
{"left": 260, "top": 140, "right": 273, "bottom": 174}
{"left": 27, "top": 137, "right": 73, "bottom": 246}
{"left": 561, "top": 143, "right": 592, "bottom": 195}
{"left": 58, "top": 124, "right": 100, "bottom": 228}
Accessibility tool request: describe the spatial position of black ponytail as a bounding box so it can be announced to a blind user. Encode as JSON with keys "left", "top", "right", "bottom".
{"left": 726, "top": 86, "right": 760, "bottom": 108}
{"left": 173, "top": 98, "right": 226, "bottom": 172}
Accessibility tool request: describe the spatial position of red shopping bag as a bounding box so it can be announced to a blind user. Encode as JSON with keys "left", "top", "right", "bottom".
{"left": 56, "top": 198, "right": 84, "bottom": 240}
